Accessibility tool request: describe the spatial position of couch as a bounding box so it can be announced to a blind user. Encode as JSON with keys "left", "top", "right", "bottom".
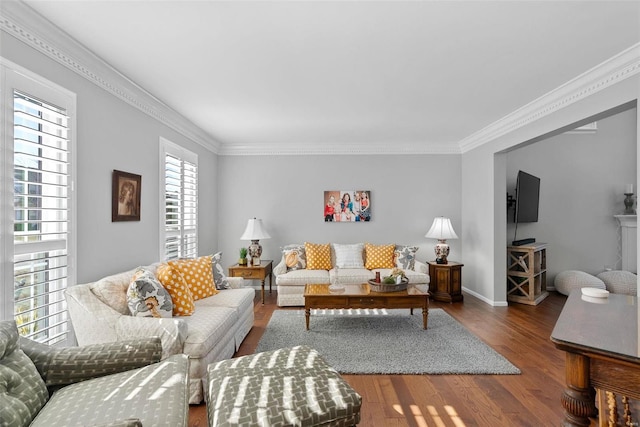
{"left": 0, "top": 320, "right": 189, "bottom": 427}
{"left": 65, "top": 259, "right": 255, "bottom": 404}
{"left": 275, "top": 242, "right": 430, "bottom": 306}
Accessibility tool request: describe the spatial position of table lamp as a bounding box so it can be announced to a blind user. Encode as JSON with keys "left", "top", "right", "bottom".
{"left": 425, "top": 217, "right": 458, "bottom": 264}
{"left": 240, "top": 218, "right": 271, "bottom": 266}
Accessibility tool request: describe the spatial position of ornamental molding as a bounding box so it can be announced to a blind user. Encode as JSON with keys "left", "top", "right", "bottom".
{"left": 218, "top": 140, "right": 460, "bottom": 156}
{"left": 0, "top": 0, "right": 221, "bottom": 153}
{"left": 459, "top": 43, "right": 640, "bottom": 153}
{"left": 2, "top": 1, "right": 638, "bottom": 157}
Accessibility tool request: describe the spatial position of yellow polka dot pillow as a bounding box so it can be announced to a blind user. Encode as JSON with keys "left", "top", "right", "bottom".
{"left": 364, "top": 243, "right": 396, "bottom": 269}
{"left": 304, "top": 242, "right": 332, "bottom": 270}
{"left": 156, "top": 263, "right": 195, "bottom": 316}
{"left": 168, "top": 255, "right": 218, "bottom": 300}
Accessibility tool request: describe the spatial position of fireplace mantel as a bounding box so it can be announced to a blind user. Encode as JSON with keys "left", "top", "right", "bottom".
{"left": 614, "top": 215, "right": 637, "bottom": 273}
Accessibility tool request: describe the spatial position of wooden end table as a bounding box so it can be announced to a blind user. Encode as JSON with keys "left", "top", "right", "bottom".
{"left": 428, "top": 261, "right": 464, "bottom": 302}
{"left": 303, "top": 283, "right": 430, "bottom": 330}
{"left": 228, "top": 260, "right": 273, "bottom": 304}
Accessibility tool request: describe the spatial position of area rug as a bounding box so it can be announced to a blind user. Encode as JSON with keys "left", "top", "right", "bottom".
{"left": 255, "top": 308, "right": 520, "bottom": 375}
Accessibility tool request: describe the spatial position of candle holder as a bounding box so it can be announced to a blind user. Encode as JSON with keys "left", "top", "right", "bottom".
{"left": 623, "top": 192, "right": 635, "bottom": 214}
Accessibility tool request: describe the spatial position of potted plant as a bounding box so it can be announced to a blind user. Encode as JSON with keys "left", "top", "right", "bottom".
{"left": 239, "top": 247, "right": 248, "bottom": 265}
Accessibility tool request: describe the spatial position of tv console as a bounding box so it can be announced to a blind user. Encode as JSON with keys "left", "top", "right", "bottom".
{"left": 512, "top": 238, "right": 535, "bottom": 246}
{"left": 507, "top": 242, "right": 548, "bottom": 306}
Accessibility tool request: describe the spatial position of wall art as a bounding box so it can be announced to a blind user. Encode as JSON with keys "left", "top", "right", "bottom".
{"left": 324, "top": 190, "right": 371, "bottom": 222}
{"left": 112, "top": 170, "right": 141, "bottom": 222}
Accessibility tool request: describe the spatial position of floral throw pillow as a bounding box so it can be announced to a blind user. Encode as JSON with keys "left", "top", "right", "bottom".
{"left": 282, "top": 244, "right": 306, "bottom": 271}
{"left": 212, "top": 252, "right": 230, "bottom": 290}
{"left": 127, "top": 268, "right": 173, "bottom": 318}
{"left": 395, "top": 245, "right": 419, "bottom": 270}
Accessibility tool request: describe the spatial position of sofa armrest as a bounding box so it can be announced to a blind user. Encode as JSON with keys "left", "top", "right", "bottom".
{"left": 227, "top": 277, "right": 245, "bottom": 289}
{"left": 114, "top": 316, "right": 188, "bottom": 358}
{"left": 273, "top": 258, "right": 287, "bottom": 276}
{"left": 19, "top": 336, "right": 162, "bottom": 388}
{"left": 414, "top": 260, "right": 428, "bottom": 274}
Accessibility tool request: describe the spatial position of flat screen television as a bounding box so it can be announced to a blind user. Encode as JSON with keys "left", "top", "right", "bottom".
{"left": 514, "top": 170, "right": 540, "bottom": 223}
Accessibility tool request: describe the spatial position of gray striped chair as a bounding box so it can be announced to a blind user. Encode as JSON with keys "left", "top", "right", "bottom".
{"left": 0, "top": 320, "right": 189, "bottom": 427}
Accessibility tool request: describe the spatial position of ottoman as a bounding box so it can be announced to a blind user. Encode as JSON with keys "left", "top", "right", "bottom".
{"left": 206, "top": 346, "right": 361, "bottom": 427}
{"left": 554, "top": 270, "right": 606, "bottom": 296}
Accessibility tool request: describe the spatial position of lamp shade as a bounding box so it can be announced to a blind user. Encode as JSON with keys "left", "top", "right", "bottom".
{"left": 425, "top": 217, "right": 458, "bottom": 240}
{"left": 240, "top": 218, "right": 271, "bottom": 240}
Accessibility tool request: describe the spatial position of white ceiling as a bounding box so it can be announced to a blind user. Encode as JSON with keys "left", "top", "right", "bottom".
{"left": 20, "top": 1, "right": 640, "bottom": 153}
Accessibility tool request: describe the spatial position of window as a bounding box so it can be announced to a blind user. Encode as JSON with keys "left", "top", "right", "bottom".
{"left": 1, "top": 61, "right": 76, "bottom": 346}
{"left": 160, "top": 138, "right": 198, "bottom": 260}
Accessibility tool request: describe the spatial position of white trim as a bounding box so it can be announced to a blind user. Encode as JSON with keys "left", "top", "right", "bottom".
{"left": 564, "top": 122, "right": 598, "bottom": 135}
{"left": 2, "top": 1, "right": 638, "bottom": 157}
{"left": 462, "top": 286, "right": 508, "bottom": 307}
{"left": 459, "top": 43, "right": 640, "bottom": 153}
{"left": 0, "top": 60, "right": 77, "bottom": 346}
{"left": 219, "top": 140, "right": 460, "bottom": 156}
{"left": 159, "top": 137, "right": 198, "bottom": 261}
{"left": 0, "top": 0, "right": 220, "bottom": 154}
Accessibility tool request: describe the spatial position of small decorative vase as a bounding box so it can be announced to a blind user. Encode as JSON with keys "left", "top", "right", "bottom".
{"left": 239, "top": 258, "right": 247, "bottom": 266}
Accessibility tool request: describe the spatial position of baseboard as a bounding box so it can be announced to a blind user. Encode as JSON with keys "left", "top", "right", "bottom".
{"left": 462, "top": 287, "right": 509, "bottom": 307}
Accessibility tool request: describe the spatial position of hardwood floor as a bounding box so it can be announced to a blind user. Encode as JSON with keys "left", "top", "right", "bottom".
{"left": 189, "top": 289, "right": 569, "bottom": 426}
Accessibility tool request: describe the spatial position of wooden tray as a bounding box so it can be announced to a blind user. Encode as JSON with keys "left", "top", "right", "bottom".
{"left": 368, "top": 279, "right": 408, "bottom": 292}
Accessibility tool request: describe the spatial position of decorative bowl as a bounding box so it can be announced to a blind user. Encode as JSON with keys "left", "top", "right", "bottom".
{"left": 368, "top": 279, "right": 408, "bottom": 292}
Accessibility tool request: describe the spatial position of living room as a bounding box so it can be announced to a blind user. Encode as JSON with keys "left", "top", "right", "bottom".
{"left": 1, "top": 1, "right": 639, "bottom": 426}
{"left": 2, "top": 1, "right": 638, "bottom": 305}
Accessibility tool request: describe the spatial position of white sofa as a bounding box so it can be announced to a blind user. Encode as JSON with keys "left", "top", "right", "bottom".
{"left": 65, "top": 263, "right": 255, "bottom": 404}
{"left": 275, "top": 243, "right": 430, "bottom": 306}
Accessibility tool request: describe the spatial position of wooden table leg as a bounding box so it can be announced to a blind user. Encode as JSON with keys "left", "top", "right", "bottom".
{"left": 305, "top": 308, "right": 310, "bottom": 330}
{"left": 269, "top": 272, "right": 272, "bottom": 294}
{"left": 422, "top": 306, "right": 428, "bottom": 329}
{"left": 261, "top": 280, "right": 265, "bottom": 305}
{"left": 560, "top": 352, "right": 597, "bottom": 426}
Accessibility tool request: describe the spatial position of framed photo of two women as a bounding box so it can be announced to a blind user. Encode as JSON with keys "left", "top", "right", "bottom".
{"left": 324, "top": 190, "right": 371, "bottom": 222}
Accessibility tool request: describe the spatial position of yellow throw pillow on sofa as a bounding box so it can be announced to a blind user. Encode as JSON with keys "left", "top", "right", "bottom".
{"left": 304, "top": 242, "right": 332, "bottom": 270}
{"left": 168, "top": 255, "right": 218, "bottom": 300}
{"left": 156, "top": 263, "right": 195, "bottom": 316}
{"left": 365, "top": 243, "right": 396, "bottom": 269}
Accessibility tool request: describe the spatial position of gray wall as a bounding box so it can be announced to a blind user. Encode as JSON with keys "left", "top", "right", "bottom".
{"left": 218, "top": 155, "right": 462, "bottom": 275}
{"left": 462, "top": 76, "right": 639, "bottom": 305}
{"left": 506, "top": 108, "right": 637, "bottom": 282}
{"left": 3, "top": 29, "right": 219, "bottom": 283}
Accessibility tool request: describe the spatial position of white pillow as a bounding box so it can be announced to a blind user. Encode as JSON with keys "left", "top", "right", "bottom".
{"left": 333, "top": 243, "right": 365, "bottom": 268}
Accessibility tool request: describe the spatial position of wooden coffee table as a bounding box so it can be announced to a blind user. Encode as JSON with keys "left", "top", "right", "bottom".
{"left": 303, "top": 283, "right": 430, "bottom": 330}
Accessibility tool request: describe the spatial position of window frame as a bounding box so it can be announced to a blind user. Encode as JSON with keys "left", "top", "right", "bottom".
{"left": 1, "top": 58, "right": 77, "bottom": 346}
{"left": 159, "top": 137, "right": 198, "bottom": 261}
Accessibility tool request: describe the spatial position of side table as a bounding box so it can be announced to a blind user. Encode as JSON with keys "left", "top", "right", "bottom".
{"left": 228, "top": 260, "right": 273, "bottom": 305}
{"left": 427, "top": 261, "right": 464, "bottom": 303}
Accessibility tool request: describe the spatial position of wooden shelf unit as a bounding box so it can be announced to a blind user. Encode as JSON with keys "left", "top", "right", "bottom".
{"left": 507, "top": 243, "right": 548, "bottom": 305}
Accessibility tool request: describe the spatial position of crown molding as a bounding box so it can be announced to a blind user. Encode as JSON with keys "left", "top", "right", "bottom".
{"left": 3, "top": 0, "right": 637, "bottom": 157}
{"left": 0, "top": 0, "right": 221, "bottom": 153}
{"left": 218, "top": 140, "right": 461, "bottom": 156}
{"left": 459, "top": 43, "right": 640, "bottom": 153}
